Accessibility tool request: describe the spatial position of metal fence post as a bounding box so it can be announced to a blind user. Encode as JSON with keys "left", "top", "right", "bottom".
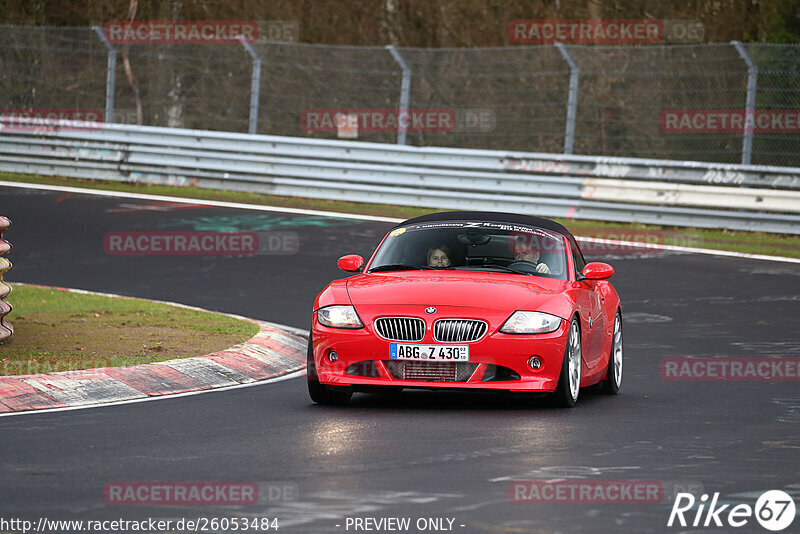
{"left": 555, "top": 42, "right": 579, "bottom": 155}
{"left": 239, "top": 38, "right": 262, "bottom": 135}
{"left": 386, "top": 45, "right": 411, "bottom": 145}
{"left": 92, "top": 26, "right": 116, "bottom": 124}
{"left": 732, "top": 41, "right": 758, "bottom": 165}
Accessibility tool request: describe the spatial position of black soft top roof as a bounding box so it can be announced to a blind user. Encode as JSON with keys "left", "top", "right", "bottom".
{"left": 397, "top": 211, "right": 574, "bottom": 238}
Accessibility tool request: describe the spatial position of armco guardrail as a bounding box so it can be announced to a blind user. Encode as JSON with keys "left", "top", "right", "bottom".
{"left": 0, "top": 118, "right": 799, "bottom": 234}
{"left": 0, "top": 216, "right": 12, "bottom": 343}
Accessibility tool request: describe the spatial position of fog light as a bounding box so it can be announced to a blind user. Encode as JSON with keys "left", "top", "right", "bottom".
{"left": 327, "top": 350, "right": 339, "bottom": 363}
{"left": 528, "top": 356, "right": 542, "bottom": 370}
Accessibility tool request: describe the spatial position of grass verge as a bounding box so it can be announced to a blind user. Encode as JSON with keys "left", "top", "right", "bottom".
{"left": 2, "top": 172, "right": 799, "bottom": 259}
{"left": 0, "top": 284, "right": 259, "bottom": 376}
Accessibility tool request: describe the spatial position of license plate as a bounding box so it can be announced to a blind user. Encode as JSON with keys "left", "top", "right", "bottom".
{"left": 389, "top": 343, "right": 469, "bottom": 361}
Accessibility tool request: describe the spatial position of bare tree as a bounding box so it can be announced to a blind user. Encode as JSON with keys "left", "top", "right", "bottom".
{"left": 122, "top": 0, "right": 143, "bottom": 125}
{"left": 381, "top": 0, "right": 401, "bottom": 46}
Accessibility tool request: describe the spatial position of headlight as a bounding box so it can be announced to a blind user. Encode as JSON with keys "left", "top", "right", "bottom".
{"left": 500, "top": 311, "right": 562, "bottom": 334}
{"left": 317, "top": 305, "right": 363, "bottom": 329}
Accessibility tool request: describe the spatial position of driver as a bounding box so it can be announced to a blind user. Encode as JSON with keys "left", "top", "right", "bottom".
{"left": 513, "top": 243, "right": 551, "bottom": 274}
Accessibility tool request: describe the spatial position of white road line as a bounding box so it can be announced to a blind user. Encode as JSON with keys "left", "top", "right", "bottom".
{"left": 0, "top": 180, "right": 400, "bottom": 223}
{"left": 574, "top": 236, "right": 800, "bottom": 264}
{"left": 0, "top": 369, "right": 305, "bottom": 418}
{"left": 2, "top": 180, "right": 799, "bottom": 264}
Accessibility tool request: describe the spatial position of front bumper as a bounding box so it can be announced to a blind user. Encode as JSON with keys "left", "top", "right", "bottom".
{"left": 311, "top": 315, "right": 569, "bottom": 393}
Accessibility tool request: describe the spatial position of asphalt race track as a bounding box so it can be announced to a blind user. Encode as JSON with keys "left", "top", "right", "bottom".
{"left": 1, "top": 184, "right": 798, "bottom": 533}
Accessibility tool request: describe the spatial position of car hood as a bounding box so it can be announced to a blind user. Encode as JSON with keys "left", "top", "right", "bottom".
{"left": 346, "top": 271, "right": 573, "bottom": 319}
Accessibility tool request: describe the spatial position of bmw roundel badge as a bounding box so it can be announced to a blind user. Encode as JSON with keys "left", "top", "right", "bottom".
{"left": 425, "top": 307, "right": 437, "bottom": 314}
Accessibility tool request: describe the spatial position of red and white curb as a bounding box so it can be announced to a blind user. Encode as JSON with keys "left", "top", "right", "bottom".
{"left": 0, "top": 285, "right": 307, "bottom": 414}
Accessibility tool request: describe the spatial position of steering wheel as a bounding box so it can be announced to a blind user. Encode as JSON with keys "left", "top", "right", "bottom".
{"left": 507, "top": 261, "right": 542, "bottom": 274}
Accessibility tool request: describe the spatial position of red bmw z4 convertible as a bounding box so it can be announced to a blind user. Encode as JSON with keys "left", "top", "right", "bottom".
{"left": 308, "top": 211, "right": 623, "bottom": 407}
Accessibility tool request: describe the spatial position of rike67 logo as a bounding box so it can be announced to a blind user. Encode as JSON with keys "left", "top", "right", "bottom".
{"left": 668, "top": 490, "right": 795, "bottom": 531}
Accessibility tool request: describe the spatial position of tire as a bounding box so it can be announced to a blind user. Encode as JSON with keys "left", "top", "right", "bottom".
{"left": 601, "top": 311, "right": 623, "bottom": 395}
{"left": 307, "top": 334, "right": 352, "bottom": 405}
{"left": 550, "top": 317, "right": 582, "bottom": 408}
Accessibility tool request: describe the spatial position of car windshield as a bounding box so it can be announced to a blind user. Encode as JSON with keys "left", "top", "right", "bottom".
{"left": 369, "top": 220, "right": 569, "bottom": 280}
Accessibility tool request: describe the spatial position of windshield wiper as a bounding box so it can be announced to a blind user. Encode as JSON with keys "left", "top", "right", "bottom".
{"left": 454, "top": 263, "right": 530, "bottom": 275}
{"left": 368, "top": 264, "right": 435, "bottom": 272}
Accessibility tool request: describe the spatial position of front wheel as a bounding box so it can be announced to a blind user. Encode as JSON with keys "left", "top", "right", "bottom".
{"left": 550, "top": 317, "right": 582, "bottom": 408}
{"left": 601, "top": 311, "right": 623, "bottom": 394}
{"left": 307, "top": 334, "right": 352, "bottom": 405}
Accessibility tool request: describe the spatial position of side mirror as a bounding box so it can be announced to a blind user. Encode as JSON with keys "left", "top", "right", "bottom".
{"left": 581, "top": 262, "right": 615, "bottom": 280}
{"left": 337, "top": 254, "right": 364, "bottom": 272}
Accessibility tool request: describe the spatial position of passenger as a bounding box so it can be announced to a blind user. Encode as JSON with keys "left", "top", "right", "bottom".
{"left": 427, "top": 245, "right": 452, "bottom": 268}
